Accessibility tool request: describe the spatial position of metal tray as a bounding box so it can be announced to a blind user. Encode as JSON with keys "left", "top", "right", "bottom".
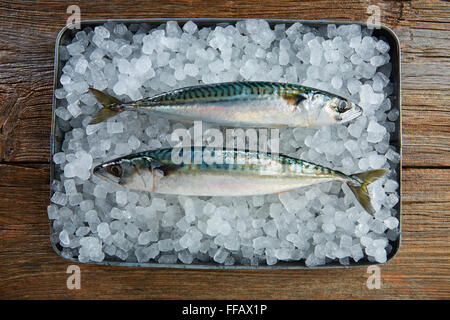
{"left": 50, "top": 18, "right": 402, "bottom": 269}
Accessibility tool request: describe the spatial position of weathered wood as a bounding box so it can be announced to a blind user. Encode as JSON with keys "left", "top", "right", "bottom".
{"left": 0, "top": 164, "right": 448, "bottom": 299}
{"left": 0, "top": 0, "right": 449, "bottom": 165}
{"left": 397, "top": 25, "right": 450, "bottom": 166}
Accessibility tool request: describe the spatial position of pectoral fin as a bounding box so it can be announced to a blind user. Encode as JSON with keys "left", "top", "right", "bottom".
{"left": 283, "top": 94, "right": 306, "bottom": 106}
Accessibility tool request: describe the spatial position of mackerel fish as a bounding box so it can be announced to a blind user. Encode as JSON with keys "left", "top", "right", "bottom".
{"left": 93, "top": 147, "right": 386, "bottom": 215}
{"left": 89, "top": 81, "right": 362, "bottom": 127}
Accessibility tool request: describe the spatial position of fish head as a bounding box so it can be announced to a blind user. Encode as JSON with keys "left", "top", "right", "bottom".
{"left": 292, "top": 91, "right": 362, "bottom": 126}
{"left": 93, "top": 156, "right": 155, "bottom": 191}
{"left": 323, "top": 96, "right": 363, "bottom": 124}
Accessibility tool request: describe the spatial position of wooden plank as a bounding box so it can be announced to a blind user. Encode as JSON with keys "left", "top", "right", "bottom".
{"left": 399, "top": 0, "right": 450, "bottom": 30}
{"left": 396, "top": 26, "right": 450, "bottom": 166}
{"left": 0, "top": 0, "right": 449, "bottom": 166}
{"left": 0, "top": 164, "right": 448, "bottom": 299}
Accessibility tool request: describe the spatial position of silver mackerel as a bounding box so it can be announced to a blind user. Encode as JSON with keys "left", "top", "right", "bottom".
{"left": 88, "top": 81, "right": 362, "bottom": 127}
{"left": 93, "top": 147, "right": 387, "bottom": 215}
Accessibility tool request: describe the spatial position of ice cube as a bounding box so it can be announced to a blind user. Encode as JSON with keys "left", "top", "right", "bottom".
{"left": 152, "top": 198, "right": 167, "bottom": 211}
{"left": 74, "top": 58, "right": 88, "bottom": 74}
{"left": 269, "top": 203, "right": 283, "bottom": 218}
{"left": 367, "top": 120, "right": 387, "bottom": 143}
{"left": 322, "top": 223, "right": 336, "bottom": 234}
{"left": 370, "top": 55, "right": 385, "bottom": 67}
{"left": 64, "top": 179, "right": 77, "bottom": 195}
{"left": 166, "top": 21, "right": 182, "bottom": 37}
{"left": 252, "top": 196, "right": 264, "bottom": 207}
{"left": 93, "top": 185, "right": 107, "bottom": 199}
{"left": 362, "top": 84, "right": 385, "bottom": 105}
{"left": 331, "top": 75, "right": 343, "bottom": 90}
{"left": 279, "top": 49, "right": 289, "bottom": 65}
{"left": 310, "top": 47, "right": 323, "bottom": 66}
{"left": 209, "top": 59, "right": 225, "bottom": 73}
{"left": 138, "top": 231, "right": 157, "bottom": 245}
{"left": 76, "top": 226, "right": 90, "bottom": 237}
{"left": 179, "top": 233, "right": 193, "bottom": 249}
{"left": 376, "top": 40, "right": 390, "bottom": 54}
{"left": 55, "top": 107, "right": 72, "bottom": 121}
{"left": 107, "top": 121, "right": 124, "bottom": 134}
{"left": 66, "top": 41, "right": 84, "bottom": 56}
{"left": 369, "top": 154, "right": 386, "bottom": 169}
{"left": 348, "top": 122, "right": 363, "bottom": 138}
{"left": 47, "top": 204, "right": 59, "bottom": 219}
{"left": 115, "top": 143, "right": 132, "bottom": 155}
{"left": 178, "top": 251, "right": 194, "bottom": 264}
{"left": 124, "top": 223, "right": 140, "bottom": 238}
{"left": 213, "top": 247, "right": 229, "bottom": 263}
{"left": 109, "top": 207, "right": 123, "bottom": 220}
{"left": 278, "top": 192, "right": 298, "bottom": 214}
{"left": 113, "top": 23, "right": 128, "bottom": 36}
{"left": 340, "top": 235, "right": 353, "bottom": 248}
{"left": 134, "top": 55, "right": 152, "bottom": 74}
{"left": 183, "top": 21, "right": 198, "bottom": 34}
{"left": 59, "top": 229, "right": 70, "bottom": 246}
{"left": 118, "top": 44, "right": 133, "bottom": 57}
{"left": 347, "top": 79, "right": 361, "bottom": 95}
{"left": 85, "top": 210, "right": 99, "bottom": 223}
{"left": 94, "top": 26, "right": 110, "bottom": 38}
{"left": 184, "top": 63, "right": 199, "bottom": 77}
{"left": 374, "top": 247, "right": 387, "bottom": 263}
{"left": 51, "top": 192, "right": 68, "bottom": 206}
{"left": 385, "top": 148, "right": 400, "bottom": 163}
{"left": 69, "top": 193, "right": 83, "bottom": 206}
{"left": 158, "top": 239, "right": 173, "bottom": 252}
{"left": 384, "top": 180, "right": 398, "bottom": 193}
{"left": 387, "top": 109, "right": 399, "bottom": 122}
{"left": 116, "top": 190, "right": 128, "bottom": 206}
{"left": 97, "top": 222, "right": 111, "bottom": 239}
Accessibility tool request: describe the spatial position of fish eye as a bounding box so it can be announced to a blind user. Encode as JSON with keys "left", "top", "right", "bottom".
{"left": 334, "top": 100, "right": 349, "bottom": 113}
{"left": 108, "top": 164, "right": 122, "bottom": 177}
{"left": 337, "top": 100, "right": 350, "bottom": 113}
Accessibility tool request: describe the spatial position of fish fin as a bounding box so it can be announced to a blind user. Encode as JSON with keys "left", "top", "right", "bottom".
{"left": 347, "top": 169, "right": 388, "bottom": 215}
{"left": 88, "top": 88, "right": 123, "bottom": 124}
{"left": 150, "top": 161, "right": 182, "bottom": 177}
{"left": 283, "top": 93, "right": 306, "bottom": 106}
{"left": 158, "top": 164, "right": 183, "bottom": 177}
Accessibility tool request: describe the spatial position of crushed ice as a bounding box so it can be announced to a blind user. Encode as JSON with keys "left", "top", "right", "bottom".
{"left": 50, "top": 20, "right": 400, "bottom": 267}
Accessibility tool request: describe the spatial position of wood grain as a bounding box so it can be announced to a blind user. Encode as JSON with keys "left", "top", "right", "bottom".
{"left": 0, "top": 0, "right": 449, "bottom": 300}
{"left": 0, "top": 165, "right": 448, "bottom": 299}
{"left": 398, "top": 26, "right": 450, "bottom": 167}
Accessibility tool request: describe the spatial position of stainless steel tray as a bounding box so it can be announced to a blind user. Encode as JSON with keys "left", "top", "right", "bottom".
{"left": 50, "top": 18, "right": 402, "bottom": 269}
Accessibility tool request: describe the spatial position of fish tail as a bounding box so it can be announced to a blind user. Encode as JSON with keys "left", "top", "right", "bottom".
{"left": 347, "top": 169, "right": 388, "bottom": 215}
{"left": 88, "top": 88, "right": 124, "bottom": 124}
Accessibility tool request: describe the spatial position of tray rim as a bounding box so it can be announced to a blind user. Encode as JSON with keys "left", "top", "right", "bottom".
{"left": 50, "top": 18, "right": 402, "bottom": 270}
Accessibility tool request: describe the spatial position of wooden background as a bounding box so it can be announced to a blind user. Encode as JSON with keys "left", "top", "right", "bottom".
{"left": 0, "top": 0, "right": 448, "bottom": 299}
